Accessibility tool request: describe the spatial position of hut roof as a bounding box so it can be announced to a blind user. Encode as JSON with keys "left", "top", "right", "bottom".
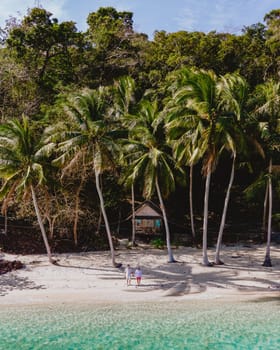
{"left": 134, "top": 200, "right": 162, "bottom": 219}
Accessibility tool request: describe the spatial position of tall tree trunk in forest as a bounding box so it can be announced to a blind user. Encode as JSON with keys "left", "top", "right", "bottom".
{"left": 131, "top": 183, "right": 136, "bottom": 245}
{"left": 4, "top": 208, "right": 7, "bottom": 235}
{"left": 116, "top": 208, "right": 121, "bottom": 236}
{"left": 2, "top": 182, "right": 17, "bottom": 235}
{"left": 262, "top": 181, "right": 269, "bottom": 233}
{"left": 202, "top": 168, "right": 212, "bottom": 266}
{"left": 215, "top": 154, "right": 236, "bottom": 264}
{"left": 96, "top": 172, "right": 103, "bottom": 234}
{"left": 46, "top": 215, "right": 58, "bottom": 239}
{"left": 97, "top": 209, "right": 102, "bottom": 234}
{"left": 155, "top": 177, "right": 176, "bottom": 263}
{"left": 189, "top": 165, "right": 196, "bottom": 243}
{"left": 31, "top": 185, "right": 54, "bottom": 264}
{"left": 95, "top": 170, "right": 117, "bottom": 267}
{"left": 73, "top": 179, "right": 83, "bottom": 246}
{"left": 263, "top": 158, "right": 273, "bottom": 267}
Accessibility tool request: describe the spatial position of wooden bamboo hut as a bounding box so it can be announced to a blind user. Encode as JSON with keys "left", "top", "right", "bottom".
{"left": 133, "top": 200, "right": 162, "bottom": 235}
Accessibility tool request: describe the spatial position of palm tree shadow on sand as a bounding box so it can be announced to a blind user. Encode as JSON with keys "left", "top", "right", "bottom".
{"left": 0, "top": 274, "right": 46, "bottom": 296}
{"left": 131, "top": 261, "right": 280, "bottom": 298}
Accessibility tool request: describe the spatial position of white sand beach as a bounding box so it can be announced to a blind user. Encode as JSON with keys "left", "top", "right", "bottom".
{"left": 0, "top": 244, "right": 279, "bottom": 306}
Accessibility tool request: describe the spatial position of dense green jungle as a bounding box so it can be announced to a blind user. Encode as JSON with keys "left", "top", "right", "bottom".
{"left": 0, "top": 6, "right": 279, "bottom": 260}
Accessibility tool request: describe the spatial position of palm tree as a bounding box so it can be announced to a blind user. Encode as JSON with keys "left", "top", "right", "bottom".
{"left": 124, "top": 100, "right": 184, "bottom": 262}
{"left": 214, "top": 74, "right": 249, "bottom": 264}
{"left": 43, "top": 87, "right": 121, "bottom": 267}
{"left": 165, "top": 93, "right": 203, "bottom": 243}
{"left": 0, "top": 117, "right": 55, "bottom": 264}
{"left": 171, "top": 69, "right": 237, "bottom": 266}
{"left": 165, "top": 68, "right": 200, "bottom": 242}
{"left": 112, "top": 76, "right": 137, "bottom": 117}
{"left": 112, "top": 76, "right": 138, "bottom": 245}
{"left": 255, "top": 80, "right": 280, "bottom": 267}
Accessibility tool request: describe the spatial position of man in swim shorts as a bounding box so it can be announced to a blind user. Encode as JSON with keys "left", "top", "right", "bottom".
{"left": 125, "top": 264, "right": 133, "bottom": 286}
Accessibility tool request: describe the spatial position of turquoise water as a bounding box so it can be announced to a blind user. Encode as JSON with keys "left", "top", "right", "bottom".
{"left": 0, "top": 298, "right": 279, "bottom": 349}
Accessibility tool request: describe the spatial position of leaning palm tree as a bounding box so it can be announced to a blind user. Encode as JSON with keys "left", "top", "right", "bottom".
{"left": 124, "top": 100, "right": 184, "bottom": 262}
{"left": 43, "top": 87, "right": 120, "bottom": 267}
{"left": 255, "top": 80, "right": 280, "bottom": 267}
{"left": 0, "top": 117, "right": 55, "bottom": 264}
{"left": 214, "top": 74, "right": 249, "bottom": 264}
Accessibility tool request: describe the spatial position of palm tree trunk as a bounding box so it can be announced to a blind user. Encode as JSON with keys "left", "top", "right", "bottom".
{"left": 215, "top": 154, "right": 236, "bottom": 265}
{"left": 49, "top": 217, "right": 57, "bottom": 240}
{"left": 31, "top": 185, "right": 54, "bottom": 264}
{"left": 202, "top": 169, "right": 212, "bottom": 266}
{"left": 3, "top": 182, "right": 17, "bottom": 235}
{"left": 96, "top": 209, "right": 102, "bottom": 234}
{"left": 189, "top": 165, "right": 196, "bottom": 242}
{"left": 262, "top": 181, "right": 269, "bottom": 233}
{"left": 131, "top": 183, "right": 136, "bottom": 245}
{"left": 73, "top": 179, "right": 83, "bottom": 246}
{"left": 155, "top": 177, "right": 176, "bottom": 263}
{"left": 116, "top": 208, "right": 121, "bottom": 235}
{"left": 96, "top": 171, "right": 103, "bottom": 234}
{"left": 263, "top": 158, "right": 273, "bottom": 267}
{"left": 95, "top": 171, "right": 117, "bottom": 267}
{"left": 4, "top": 208, "right": 7, "bottom": 235}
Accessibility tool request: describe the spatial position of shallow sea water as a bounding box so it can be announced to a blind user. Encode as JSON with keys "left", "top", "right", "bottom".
{"left": 0, "top": 298, "right": 279, "bottom": 349}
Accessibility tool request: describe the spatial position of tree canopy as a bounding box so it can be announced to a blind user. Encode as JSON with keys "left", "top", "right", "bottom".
{"left": 0, "top": 6, "right": 279, "bottom": 258}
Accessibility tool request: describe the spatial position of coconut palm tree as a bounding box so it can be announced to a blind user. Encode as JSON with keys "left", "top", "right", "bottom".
{"left": 214, "top": 74, "right": 250, "bottom": 264}
{"left": 111, "top": 76, "right": 138, "bottom": 245}
{"left": 124, "top": 100, "right": 184, "bottom": 262}
{"left": 165, "top": 68, "right": 201, "bottom": 242}
{"left": 112, "top": 76, "right": 137, "bottom": 117}
{"left": 165, "top": 91, "right": 203, "bottom": 242}
{"left": 171, "top": 69, "right": 239, "bottom": 266}
{"left": 255, "top": 80, "right": 280, "bottom": 267}
{"left": 0, "top": 117, "right": 55, "bottom": 264}
{"left": 43, "top": 87, "right": 121, "bottom": 267}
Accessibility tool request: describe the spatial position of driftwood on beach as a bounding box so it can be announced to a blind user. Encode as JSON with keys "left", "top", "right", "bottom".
{"left": 0, "top": 259, "right": 24, "bottom": 275}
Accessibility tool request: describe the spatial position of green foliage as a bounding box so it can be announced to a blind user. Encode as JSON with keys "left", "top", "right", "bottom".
{"left": 5, "top": 7, "right": 85, "bottom": 102}
{"left": 264, "top": 9, "right": 280, "bottom": 54}
{"left": 0, "top": 4, "right": 279, "bottom": 250}
{"left": 0, "top": 50, "right": 39, "bottom": 119}
{"left": 243, "top": 173, "right": 266, "bottom": 202}
{"left": 150, "top": 238, "right": 165, "bottom": 249}
{"left": 85, "top": 7, "right": 148, "bottom": 86}
{"left": 0, "top": 116, "right": 49, "bottom": 205}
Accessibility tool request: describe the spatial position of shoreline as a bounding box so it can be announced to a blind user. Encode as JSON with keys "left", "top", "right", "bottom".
{"left": 0, "top": 244, "right": 279, "bottom": 306}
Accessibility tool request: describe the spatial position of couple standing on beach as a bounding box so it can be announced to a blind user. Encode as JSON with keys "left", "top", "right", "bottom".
{"left": 125, "top": 265, "right": 142, "bottom": 287}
